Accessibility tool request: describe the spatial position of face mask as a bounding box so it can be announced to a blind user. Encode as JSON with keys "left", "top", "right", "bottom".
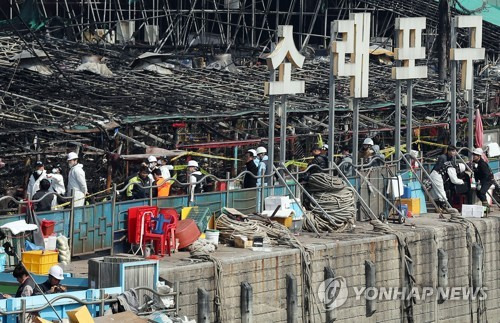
{"left": 149, "top": 163, "right": 156, "bottom": 168}
{"left": 52, "top": 168, "right": 58, "bottom": 174}
{"left": 36, "top": 170, "right": 42, "bottom": 175}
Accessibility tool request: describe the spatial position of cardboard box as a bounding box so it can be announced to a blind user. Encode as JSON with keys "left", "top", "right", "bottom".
{"left": 234, "top": 235, "right": 253, "bottom": 248}
{"left": 462, "top": 204, "right": 485, "bottom": 218}
{"left": 400, "top": 198, "right": 420, "bottom": 216}
{"left": 93, "top": 311, "right": 148, "bottom": 322}
{"left": 66, "top": 306, "right": 94, "bottom": 323}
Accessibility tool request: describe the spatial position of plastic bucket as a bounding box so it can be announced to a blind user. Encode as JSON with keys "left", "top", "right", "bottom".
{"left": 205, "top": 230, "right": 220, "bottom": 245}
{"left": 41, "top": 220, "right": 56, "bottom": 237}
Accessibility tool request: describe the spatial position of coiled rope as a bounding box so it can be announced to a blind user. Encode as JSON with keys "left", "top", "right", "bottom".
{"left": 302, "top": 173, "right": 356, "bottom": 233}
{"left": 215, "top": 214, "right": 321, "bottom": 322}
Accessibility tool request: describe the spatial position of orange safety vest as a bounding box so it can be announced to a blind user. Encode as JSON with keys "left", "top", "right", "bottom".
{"left": 157, "top": 178, "right": 171, "bottom": 197}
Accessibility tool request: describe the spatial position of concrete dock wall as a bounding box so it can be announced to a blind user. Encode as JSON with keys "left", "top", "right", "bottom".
{"left": 160, "top": 216, "right": 500, "bottom": 322}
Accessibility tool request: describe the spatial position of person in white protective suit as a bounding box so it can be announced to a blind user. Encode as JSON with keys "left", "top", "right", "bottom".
{"left": 157, "top": 156, "right": 174, "bottom": 180}
{"left": 27, "top": 161, "right": 47, "bottom": 198}
{"left": 66, "top": 152, "right": 88, "bottom": 207}
{"left": 429, "top": 162, "right": 466, "bottom": 213}
{"left": 47, "top": 165, "right": 66, "bottom": 209}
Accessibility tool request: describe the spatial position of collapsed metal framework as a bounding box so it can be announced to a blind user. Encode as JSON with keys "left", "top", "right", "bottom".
{"left": 0, "top": 0, "right": 498, "bottom": 195}
{"left": 3, "top": 0, "right": 499, "bottom": 52}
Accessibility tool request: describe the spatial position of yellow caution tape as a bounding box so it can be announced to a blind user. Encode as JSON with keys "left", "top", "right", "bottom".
{"left": 54, "top": 186, "right": 117, "bottom": 208}
{"left": 171, "top": 151, "right": 239, "bottom": 162}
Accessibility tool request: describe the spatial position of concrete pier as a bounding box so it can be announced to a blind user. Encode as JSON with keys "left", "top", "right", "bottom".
{"left": 157, "top": 212, "right": 500, "bottom": 322}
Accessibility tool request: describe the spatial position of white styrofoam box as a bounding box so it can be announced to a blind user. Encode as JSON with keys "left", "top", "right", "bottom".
{"left": 462, "top": 204, "right": 485, "bottom": 218}
{"left": 265, "top": 196, "right": 291, "bottom": 211}
{"left": 44, "top": 235, "right": 57, "bottom": 250}
{"left": 261, "top": 209, "right": 294, "bottom": 218}
{"left": 487, "top": 142, "right": 500, "bottom": 157}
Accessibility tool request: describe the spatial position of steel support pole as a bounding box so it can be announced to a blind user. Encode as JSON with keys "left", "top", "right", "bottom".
{"left": 406, "top": 79, "right": 413, "bottom": 156}
{"left": 328, "top": 27, "right": 336, "bottom": 169}
{"left": 395, "top": 80, "right": 402, "bottom": 170}
{"left": 280, "top": 95, "right": 287, "bottom": 165}
{"left": 234, "top": 131, "right": 238, "bottom": 176}
{"left": 450, "top": 18, "right": 457, "bottom": 146}
{"left": 251, "top": 0, "right": 255, "bottom": 47}
{"left": 268, "top": 66, "right": 276, "bottom": 184}
{"left": 352, "top": 98, "right": 359, "bottom": 166}
{"left": 394, "top": 27, "right": 401, "bottom": 170}
{"left": 468, "top": 88, "right": 474, "bottom": 157}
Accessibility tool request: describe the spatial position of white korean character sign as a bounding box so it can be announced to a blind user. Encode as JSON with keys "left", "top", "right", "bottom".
{"left": 450, "top": 16, "right": 485, "bottom": 90}
{"left": 264, "top": 25, "right": 305, "bottom": 95}
{"left": 331, "top": 13, "right": 370, "bottom": 98}
{"left": 392, "top": 17, "right": 427, "bottom": 80}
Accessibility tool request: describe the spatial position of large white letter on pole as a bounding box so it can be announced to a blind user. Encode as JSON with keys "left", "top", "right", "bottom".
{"left": 264, "top": 25, "right": 305, "bottom": 96}
{"left": 392, "top": 17, "right": 427, "bottom": 80}
{"left": 331, "top": 13, "right": 370, "bottom": 98}
{"left": 450, "top": 16, "right": 485, "bottom": 90}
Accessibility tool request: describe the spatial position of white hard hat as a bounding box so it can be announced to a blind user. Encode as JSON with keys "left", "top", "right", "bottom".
{"left": 322, "top": 144, "right": 328, "bottom": 150}
{"left": 67, "top": 152, "right": 78, "bottom": 161}
{"left": 256, "top": 146, "right": 267, "bottom": 155}
{"left": 247, "top": 149, "right": 257, "bottom": 157}
{"left": 49, "top": 265, "right": 64, "bottom": 280}
{"left": 457, "top": 163, "right": 466, "bottom": 173}
{"left": 363, "top": 138, "right": 374, "bottom": 146}
{"left": 472, "top": 148, "right": 483, "bottom": 156}
{"left": 148, "top": 156, "right": 157, "bottom": 163}
{"left": 187, "top": 160, "right": 199, "bottom": 168}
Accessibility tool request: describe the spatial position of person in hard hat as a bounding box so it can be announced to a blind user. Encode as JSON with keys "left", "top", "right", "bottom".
{"left": 47, "top": 165, "right": 65, "bottom": 196}
{"left": 321, "top": 144, "right": 329, "bottom": 157}
{"left": 360, "top": 138, "right": 375, "bottom": 162}
{"left": 339, "top": 146, "right": 353, "bottom": 177}
{"left": 429, "top": 162, "right": 466, "bottom": 213}
{"left": 157, "top": 156, "right": 174, "bottom": 180}
{"left": 66, "top": 152, "right": 87, "bottom": 207}
{"left": 35, "top": 265, "right": 66, "bottom": 295}
{"left": 126, "top": 166, "right": 151, "bottom": 200}
{"left": 243, "top": 149, "right": 259, "bottom": 189}
{"left": 146, "top": 156, "right": 159, "bottom": 182}
{"left": 2, "top": 264, "right": 40, "bottom": 298}
{"left": 32, "top": 179, "right": 54, "bottom": 212}
{"left": 472, "top": 148, "right": 494, "bottom": 208}
{"left": 360, "top": 138, "right": 384, "bottom": 166}
{"left": 187, "top": 160, "right": 205, "bottom": 194}
{"left": 152, "top": 168, "right": 171, "bottom": 198}
{"left": 432, "top": 145, "right": 457, "bottom": 173}
{"left": 256, "top": 147, "right": 269, "bottom": 186}
{"left": 47, "top": 164, "right": 65, "bottom": 208}
{"left": 308, "top": 145, "right": 328, "bottom": 176}
{"left": 27, "top": 161, "right": 47, "bottom": 198}
{"left": 430, "top": 145, "right": 458, "bottom": 201}
{"left": 187, "top": 160, "right": 205, "bottom": 204}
